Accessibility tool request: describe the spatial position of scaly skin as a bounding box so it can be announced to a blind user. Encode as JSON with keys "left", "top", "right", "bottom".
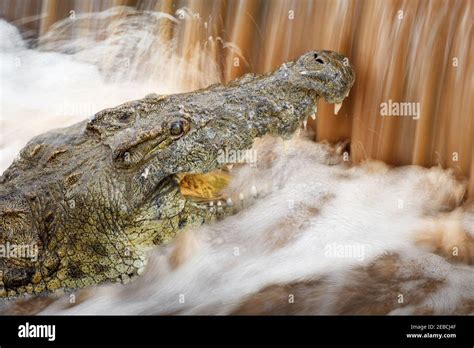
{"left": 0, "top": 50, "right": 355, "bottom": 297}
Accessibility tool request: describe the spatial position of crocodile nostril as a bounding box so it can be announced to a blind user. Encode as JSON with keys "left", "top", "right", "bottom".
{"left": 314, "top": 53, "right": 324, "bottom": 64}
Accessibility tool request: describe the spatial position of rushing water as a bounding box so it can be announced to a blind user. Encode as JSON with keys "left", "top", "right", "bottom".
{"left": 1, "top": 0, "right": 472, "bottom": 191}
{"left": 0, "top": 1, "right": 473, "bottom": 314}
{"left": 4, "top": 134, "right": 474, "bottom": 315}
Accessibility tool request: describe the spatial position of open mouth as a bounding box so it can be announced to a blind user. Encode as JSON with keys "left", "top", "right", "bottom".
{"left": 174, "top": 93, "right": 350, "bottom": 208}
{"left": 175, "top": 170, "right": 232, "bottom": 205}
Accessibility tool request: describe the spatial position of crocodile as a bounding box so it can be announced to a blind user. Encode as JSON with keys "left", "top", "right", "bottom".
{"left": 0, "top": 50, "right": 355, "bottom": 298}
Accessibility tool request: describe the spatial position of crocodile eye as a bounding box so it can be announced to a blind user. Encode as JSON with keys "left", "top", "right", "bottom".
{"left": 169, "top": 120, "right": 185, "bottom": 137}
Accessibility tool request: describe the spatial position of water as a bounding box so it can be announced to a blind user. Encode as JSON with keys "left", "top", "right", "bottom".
{"left": 6, "top": 134, "right": 474, "bottom": 315}
{"left": 0, "top": 6, "right": 222, "bottom": 172}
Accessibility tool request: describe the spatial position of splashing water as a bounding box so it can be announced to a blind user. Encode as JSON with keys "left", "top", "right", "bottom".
{"left": 0, "top": 7, "right": 223, "bottom": 173}
{"left": 10, "top": 134, "right": 471, "bottom": 315}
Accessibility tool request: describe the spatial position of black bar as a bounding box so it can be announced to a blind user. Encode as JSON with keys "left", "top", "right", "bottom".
{"left": 0, "top": 316, "right": 473, "bottom": 346}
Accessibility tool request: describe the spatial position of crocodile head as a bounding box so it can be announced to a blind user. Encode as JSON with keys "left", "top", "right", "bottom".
{"left": 96, "top": 49, "right": 355, "bottom": 209}
{"left": 0, "top": 50, "right": 355, "bottom": 296}
{"left": 288, "top": 50, "right": 355, "bottom": 106}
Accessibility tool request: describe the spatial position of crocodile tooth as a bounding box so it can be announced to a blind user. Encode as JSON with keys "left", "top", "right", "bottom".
{"left": 226, "top": 197, "right": 234, "bottom": 206}
{"left": 346, "top": 90, "right": 350, "bottom": 97}
{"left": 226, "top": 164, "right": 233, "bottom": 171}
{"left": 303, "top": 119, "right": 308, "bottom": 130}
{"left": 311, "top": 104, "right": 318, "bottom": 120}
{"left": 334, "top": 102, "right": 343, "bottom": 114}
{"left": 239, "top": 193, "right": 245, "bottom": 201}
{"left": 209, "top": 201, "right": 214, "bottom": 207}
{"left": 250, "top": 185, "right": 258, "bottom": 197}
{"left": 217, "top": 201, "right": 222, "bottom": 207}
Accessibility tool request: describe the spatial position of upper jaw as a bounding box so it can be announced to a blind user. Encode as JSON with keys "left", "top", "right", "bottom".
{"left": 323, "top": 88, "right": 351, "bottom": 115}
{"left": 319, "top": 68, "right": 354, "bottom": 102}
{"left": 138, "top": 52, "right": 356, "bottom": 198}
